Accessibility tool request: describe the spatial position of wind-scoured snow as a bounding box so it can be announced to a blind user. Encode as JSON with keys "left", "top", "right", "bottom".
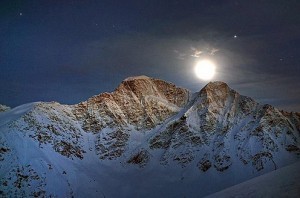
{"left": 123, "top": 75, "right": 150, "bottom": 81}
{"left": 0, "top": 103, "right": 35, "bottom": 127}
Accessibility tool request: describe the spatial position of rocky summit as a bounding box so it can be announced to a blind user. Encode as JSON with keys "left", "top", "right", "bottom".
{"left": 73, "top": 75, "right": 190, "bottom": 132}
{"left": 0, "top": 104, "right": 10, "bottom": 112}
{"left": 0, "top": 76, "right": 299, "bottom": 197}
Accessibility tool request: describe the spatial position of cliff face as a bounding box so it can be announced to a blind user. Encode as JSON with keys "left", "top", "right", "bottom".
{"left": 73, "top": 75, "right": 190, "bottom": 132}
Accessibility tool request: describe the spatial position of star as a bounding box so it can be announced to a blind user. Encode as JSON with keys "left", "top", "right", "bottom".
{"left": 234, "top": 35, "right": 237, "bottom": 38}
{"left": 19, "top": 13, "right": 23, "bottom": 16}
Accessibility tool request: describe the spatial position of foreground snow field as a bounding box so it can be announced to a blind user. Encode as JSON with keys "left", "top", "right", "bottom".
{"left": 206, "top": 161, "right": 300, "bottom": 198}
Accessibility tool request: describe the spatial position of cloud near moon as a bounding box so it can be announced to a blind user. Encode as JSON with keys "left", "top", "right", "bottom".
{"left": 174, "top": 46, "right": 220, "bottom": 60}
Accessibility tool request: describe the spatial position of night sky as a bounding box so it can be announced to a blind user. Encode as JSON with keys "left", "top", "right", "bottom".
{"left": 1, "top": 0, "right": 299, "bottom": 111}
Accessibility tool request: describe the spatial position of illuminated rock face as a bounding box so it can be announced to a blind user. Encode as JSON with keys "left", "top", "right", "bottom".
{"left": 71, "top": 76, "right": 190, "bottom": 160}
{"left": 73, "top": 75, "right": 190, "bottom": 132}
{"left": 147, "top": 81, "right": 300, "bottom": 170}
{"left": 0, "top": 77, "right": 299, "bottom": 197}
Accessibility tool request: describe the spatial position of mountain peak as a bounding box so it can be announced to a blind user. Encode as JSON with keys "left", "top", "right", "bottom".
{"left": 204, "top": 81, "right": 229, "bottom": 90}
{"left": 0, "top": 104, "right": 11, "bottom": 112}
{"left": 200, "top": 81, "right": 232, "bottom": 99}
{"left": 73, "top": 75, "right": 190, "bottom": 132}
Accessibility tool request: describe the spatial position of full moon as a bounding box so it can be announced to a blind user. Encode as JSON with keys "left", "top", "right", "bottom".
{"left": 194, "top": 60, "right": 216, "bottom": 80}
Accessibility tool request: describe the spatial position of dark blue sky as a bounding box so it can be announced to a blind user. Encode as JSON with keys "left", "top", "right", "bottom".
{"left": 1, "top": 0, "right": 299, "bottom": 111}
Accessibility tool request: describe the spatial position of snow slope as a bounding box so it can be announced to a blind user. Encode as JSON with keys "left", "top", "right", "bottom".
{"left": 206, "top": 161, "right": 300, "bottom": 198}
{"left": 0, "top": 76, "right": 299, "bottom": 197}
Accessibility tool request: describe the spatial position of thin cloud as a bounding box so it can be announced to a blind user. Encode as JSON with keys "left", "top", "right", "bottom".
{"left": 190, "top": 49, "right": 203, "bottom": 58}
{"left": 190, "top": 46, "right": 219, "bottom": 58}
{"left": 174, "top": 49, "right": 186, "bottom": 60}
{"left": 210, "top": 48, "right": 219, "bottom": 55}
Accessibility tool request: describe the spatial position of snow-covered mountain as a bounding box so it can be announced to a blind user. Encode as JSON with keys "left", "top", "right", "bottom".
{"left": 0, "top": 76, "right": 299, "bottom": 197}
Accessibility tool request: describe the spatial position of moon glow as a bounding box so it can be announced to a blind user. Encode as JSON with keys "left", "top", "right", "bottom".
{"left": 194, "top": 60, "right": 216, "bottom": 80}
